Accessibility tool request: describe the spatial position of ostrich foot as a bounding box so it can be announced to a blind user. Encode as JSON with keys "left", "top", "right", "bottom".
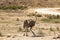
{"left": 23, "top": 34, "right": 28, "bottom": 37}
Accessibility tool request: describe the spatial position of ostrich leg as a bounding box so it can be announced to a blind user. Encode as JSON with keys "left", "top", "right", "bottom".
{"left": 25, "top": 27, "right": 28, "bottom": 36}
{"left": 23, "top": 27, "right": 28, "bottom": 36}
{"left": 30, "top": 28, "right": 36, "bottom": 36}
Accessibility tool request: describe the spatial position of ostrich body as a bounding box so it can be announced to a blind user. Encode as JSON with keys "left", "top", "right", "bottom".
{"left": 23, "top": 19, "right": 36, "bottom": 36}
{"left": 23, "top": 12, "right": 37, "bottom": 36}
{"left": 23, "top": 19, "right": 35, "bottom": 29}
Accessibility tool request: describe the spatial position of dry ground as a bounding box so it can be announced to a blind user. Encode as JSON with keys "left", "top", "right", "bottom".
{"left": 0, "top": 10, "right": 60, "bottom": 40}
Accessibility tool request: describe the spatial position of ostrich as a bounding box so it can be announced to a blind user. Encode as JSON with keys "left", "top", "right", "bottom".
{"left": 23, "top": 12, "right": 37, "bottom": 36}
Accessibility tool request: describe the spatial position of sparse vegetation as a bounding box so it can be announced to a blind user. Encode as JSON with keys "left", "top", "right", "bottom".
{"left": 41, "top": 15, "right": 60, "bottom": 23}
{"left": 16, "top": 18, "right": 19, "bottom": 21}
{"left": 36, "top": 14, "right": 42, "bottom": 17}
{"left": 0, "top": 5, "right": 27, "bottom": 10}
{"left": 56, "top": 27, "right": 60, "bottom": 31}
{"left": 54, "top": 20, "right": 60, "bottom": 23}
{"left": 0, "top": 32, "right": 2, "bottom": 37}
{"left": 27, "top": 13, "right": 35, "bottom": 16}
{"left": 50, "top": 27, "right": 55, "bottom": 31}
{"left": 41, "top": 18, "right": 50, "bottom": 22}
{"left": 56, "top": 27, "right": 60, "bottom": 33}
{"left": 37, "top": 28, "right": 45, "bottom": 37}
{"left": 27, "top": 13, "right": 42, "bottom": 17}
{"left": 47, "top": 15, "right": 60, "bottom": 19}
{"left": 7, "top": 35, "right": 11, "bottom": 38}
{"left": 50, "top": 27, "right": 56, "bottom": 35}
{"left": 18, "top": 27, "right": 22, "bottom": 32}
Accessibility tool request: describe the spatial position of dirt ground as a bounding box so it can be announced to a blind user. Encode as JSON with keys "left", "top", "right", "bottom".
{"left": 0, "top": 10, "right": 60, "bottom": 40}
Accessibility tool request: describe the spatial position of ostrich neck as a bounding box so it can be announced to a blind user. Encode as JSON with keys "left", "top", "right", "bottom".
{"left": 35, "top": 16, "right": 37, "bottom": 22}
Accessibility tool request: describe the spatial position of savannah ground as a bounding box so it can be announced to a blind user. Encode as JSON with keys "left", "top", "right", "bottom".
{"left": 0, "top": 9, "right": 60, "bottom": 40}
{"left": 0, "top": 0, "right": 60, "bottom": 40}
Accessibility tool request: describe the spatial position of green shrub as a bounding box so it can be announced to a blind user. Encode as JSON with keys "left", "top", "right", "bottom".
{"left": 41, "top": 18, "right": 50, "bottom": 22}
{"left": 56, "top": 27, "right": 60, "bottom": 31}
{"left": 16, "top": 18, "right": 19, "bottom": 21}
{"left": 18, "top": 27, "right": 22, "bottom": 32}
{"left": 50, "top": 27, "right": 54, "bottom": 31}
{"left": 42, "top": 15, "right": 60, "bottom": 23}
{"left": 56, "top": 15, "right": 60, "bottom": 19}
{"left": 0, "top": 5, "right": 27, "bottom": 10}
{"left": 18, "top": 6, "right": 27, "bottom": 10}
{"left": 36, "top": 14, "right": 42, "bottom": 17}
{"left": 27, "top": 13, "right": 35, "bottom": 16}
{"left": 54, "top": 20, "right": 60, "bottom": 23}
{"left": 50, "top": 27, "right": 56, "bottom": 32}
{"left": 27, "top": 13, "right": 42, "bottom": 17}
{"left": 47, "top": 15, "right": 60, "bottom": 19}
{"left": 0, "top": 32, "right": 2, "bottom": 36}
